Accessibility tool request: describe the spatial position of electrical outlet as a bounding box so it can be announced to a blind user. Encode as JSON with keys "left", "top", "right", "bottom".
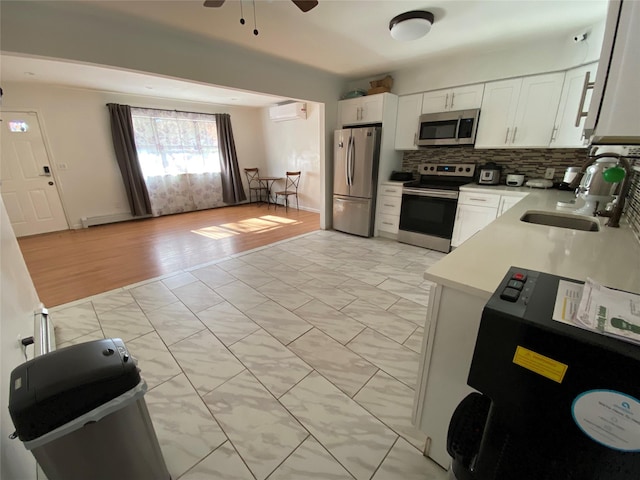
{"left": 544, "top": 168, "right": 555, "bottom": 180}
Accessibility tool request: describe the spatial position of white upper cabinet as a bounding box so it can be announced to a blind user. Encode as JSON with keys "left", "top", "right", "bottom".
{"left": 394, "top": 94, "right": 423, "bottom": 150}
{"left": 421, "top": 84, "right": 485, "bottom": 114}
{"left": 550, "top": 63, "right": 598, "bottom": 148}
{"left": 512, "top": 73, "right": 565, "bottom": 147}
{"left": 474, "top": 79, "right": 521, "bottom": 147}
{"left": 475, "top": 72, "right": 564, "bottom": 148}
{"left": 338, "top": 93, "right": 386, "bottom": 126}
{"left": 585, "top": 0, "right": 640, "bottom": 144}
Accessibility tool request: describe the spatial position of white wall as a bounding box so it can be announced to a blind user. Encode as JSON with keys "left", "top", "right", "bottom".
{"left": 1, "top": 198, "right": 39, "bottom": 480}
{"left": 260, "top": 103, "right": 322, "bottom": 212}
{"left": 347, "top": 20, "right": 606, "bottom": 95}
{"left": 0, "top": 1, "right": 347, "bottom": 229}
{"left": 2, "top": 82, "right": 270, "bottom": 229}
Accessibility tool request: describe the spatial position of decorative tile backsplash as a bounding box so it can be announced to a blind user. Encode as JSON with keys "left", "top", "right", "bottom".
{"left": 402, "top": 146, "right": 640, "bottom": 240}
{"left": 625, "top": 147, "right": 640, "bottom": 240}
{"left": 401, "top": 147, "right": 589, "bottom": 182}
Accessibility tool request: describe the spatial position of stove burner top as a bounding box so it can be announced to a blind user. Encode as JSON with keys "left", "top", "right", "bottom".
{"left": 404, "top": 162, "right": 477, "bottom": 192}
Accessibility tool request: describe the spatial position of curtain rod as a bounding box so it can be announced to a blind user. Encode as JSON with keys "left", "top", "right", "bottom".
{"left": 105, "top": 104, "right": 226, "bottom": 116}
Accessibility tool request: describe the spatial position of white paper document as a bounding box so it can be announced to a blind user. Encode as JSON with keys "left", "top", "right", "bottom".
{"left": 575, "top": 278, "right": 640, "bottom": 345}
{"left": 552, "top": 278, "right": 640, "bottom": 346}
{"left": 552, "top": 280, "right": 584, "bottom": 325}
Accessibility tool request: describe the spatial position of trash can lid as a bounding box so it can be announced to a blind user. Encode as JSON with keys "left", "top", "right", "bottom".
{"left": 9, "top": 338, "right": 140, "bottom": 441}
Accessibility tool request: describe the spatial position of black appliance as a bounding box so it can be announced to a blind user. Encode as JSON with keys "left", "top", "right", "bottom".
{"left": 398, "top": 163, "right": 475, "bottom": 252}
{"left": 448, "top": 267, "right": 640, "bottom": 479}
{"left": 9, "top": 338, "right": 139, "bottom": 441}
{"left": 390, "top": 171, "right": 414, "bottom": 181}
{"left": 417, "top": 109, "right": 480, "bottom": 146}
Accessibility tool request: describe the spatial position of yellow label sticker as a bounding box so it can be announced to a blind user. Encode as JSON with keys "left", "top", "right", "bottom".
{"left": 512, "top": 346, "right": 568, "bottom": 383}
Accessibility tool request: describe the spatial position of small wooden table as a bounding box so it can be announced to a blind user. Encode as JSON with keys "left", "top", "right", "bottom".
{"left": 257, "top": 177, "right": 283, "bottom": 208}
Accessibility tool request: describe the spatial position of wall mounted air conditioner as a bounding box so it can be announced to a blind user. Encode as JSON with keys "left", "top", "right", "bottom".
{"left": 268, "top": 102, "right": 307, "bottom": 122}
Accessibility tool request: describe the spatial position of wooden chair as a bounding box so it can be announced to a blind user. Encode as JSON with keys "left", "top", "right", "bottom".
{"left": 243, "top": 168, "right": 267, "bottom": 204}
{"left": 275, "top": 171, "right": 301, "bottom": 212}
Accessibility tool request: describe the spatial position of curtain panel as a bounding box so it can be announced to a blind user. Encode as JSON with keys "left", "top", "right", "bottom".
{"left": 215, "top": 113, "right": 246, "bottom": 204}
{"left": 106, "top": 103, "right": 152, "bottom": 216}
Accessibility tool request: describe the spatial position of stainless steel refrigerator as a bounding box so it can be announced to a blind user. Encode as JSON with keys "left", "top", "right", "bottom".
{"left": 332, "top": 126, "right": 381, "bottom": 237}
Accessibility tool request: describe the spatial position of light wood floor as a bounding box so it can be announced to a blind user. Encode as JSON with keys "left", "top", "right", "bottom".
{"left": 18, "top": 204, "right": 320, "bottom": 307}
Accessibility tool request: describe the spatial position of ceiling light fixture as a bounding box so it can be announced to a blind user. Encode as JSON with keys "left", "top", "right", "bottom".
{"left": 389, "top": 11, "right": 435, "bottom": 41}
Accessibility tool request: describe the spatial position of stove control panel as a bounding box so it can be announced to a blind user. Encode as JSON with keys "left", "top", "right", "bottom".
{"left": 418, "top": 163, "right": 476, "bottom": 177}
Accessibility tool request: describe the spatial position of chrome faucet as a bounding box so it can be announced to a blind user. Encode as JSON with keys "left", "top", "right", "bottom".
{"left": 568, "top": 152, "right": 632, "bottom": 228}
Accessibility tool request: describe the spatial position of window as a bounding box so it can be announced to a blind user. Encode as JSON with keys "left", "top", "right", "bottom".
{"left": 131, "top": 108, "right": 221, "bottom": 176}
{"left": 8, "top": 120, "right": 29, "bottom": 132}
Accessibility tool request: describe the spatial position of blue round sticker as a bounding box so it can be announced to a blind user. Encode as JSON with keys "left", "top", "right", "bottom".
{"left": 571, "top": 389, "right": 640, "bottom": 452}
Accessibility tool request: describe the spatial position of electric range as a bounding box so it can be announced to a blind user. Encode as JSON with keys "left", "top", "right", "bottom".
{"left": 398, "top": 163, "right": 476, "bottom": 252}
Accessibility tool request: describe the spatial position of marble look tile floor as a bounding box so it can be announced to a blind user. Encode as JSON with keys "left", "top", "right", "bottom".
{"left": 52, "top": 231, "right": 448, "bottom": 480}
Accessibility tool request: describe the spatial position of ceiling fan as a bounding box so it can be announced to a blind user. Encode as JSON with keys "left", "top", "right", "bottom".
{"left": 204, "top": 1, "right": 318, "bottom": 13}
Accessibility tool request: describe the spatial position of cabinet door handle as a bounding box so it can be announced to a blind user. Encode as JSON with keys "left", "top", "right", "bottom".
{"left": 444, "top": 93, "right": 449, "bottom": 109}
{"left": 512, "top": 126, "right": 518, "bottom": 143}
{"left": 414, "top": 132, "right": 417, "bottom": 145}
{"left": 468, "top": 197, "right": 487, "bottom": 202}
{"left": 504, "top": 128, "right": 510, "bottom": 144}
{"left": 383, "top": 203, "right": 395, "bottom": 207}
{"left": 575, "top": 71, "right": 595, "bottom": 127}
{"left": 382, "top": 222, "right": 393, "bottom": 226}
{"left": 450, "top": 92, "right": 455, "bottom": 109}
{"left": 384, "top": 189, "right": 395, "bottom": 193}
{"left": 550, "top": 126, "right": 558, "bottom": 143}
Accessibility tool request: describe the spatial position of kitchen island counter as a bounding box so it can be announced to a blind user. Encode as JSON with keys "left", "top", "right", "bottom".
{"left": 426, "top": 187, "right": 640, "bottom": 296}
{"left": 414, "top": 186, "right": 640, "bottom": 469}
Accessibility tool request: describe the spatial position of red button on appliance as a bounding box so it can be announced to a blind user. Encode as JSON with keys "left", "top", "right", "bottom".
{"left": 512, "top": 272, "right": 527, "bottom": 282}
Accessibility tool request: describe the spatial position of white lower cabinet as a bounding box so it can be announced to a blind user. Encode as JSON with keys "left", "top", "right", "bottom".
{"left": 451, "top": 190, "right": 527, "bottom": 247}
{"left": 498, "top": 194, "right": 524, "bottom": 217}
{"left": 413, "top": 283, "right": 488, "bottom": 467}
{"left": 377, "top": 213, "right": 400, "bottom": 234}
{"left": 451, "top": 204, "right": 498, "bottom": 247}
{"left": 375, "top": 182, "right": 403, "bottom": 236}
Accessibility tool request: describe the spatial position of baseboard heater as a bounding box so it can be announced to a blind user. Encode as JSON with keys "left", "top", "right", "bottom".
{"left": 80, "top": 213, "right": 149, "bottom": 228}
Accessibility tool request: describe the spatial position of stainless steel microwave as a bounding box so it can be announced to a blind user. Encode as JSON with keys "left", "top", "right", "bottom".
{"left": 417, "top": 109, "right": 480, "bottom": 146}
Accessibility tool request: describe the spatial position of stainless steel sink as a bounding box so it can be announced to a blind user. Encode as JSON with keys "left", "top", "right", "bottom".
{"left": 520, "top": 211, "right": 600, "bottom": 232}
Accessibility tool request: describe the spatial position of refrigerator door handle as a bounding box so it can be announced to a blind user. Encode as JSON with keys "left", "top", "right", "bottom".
{"left": 349, "top": 136, "right": 355, "bottom": 185}
{"left": 345, "top": 135, "right": 352, "bottom": 186}
{"left": 344, "top": 137, "right": 355, "bottom": 186}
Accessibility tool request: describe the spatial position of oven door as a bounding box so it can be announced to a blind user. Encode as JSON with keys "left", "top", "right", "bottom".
{"left": 398, "top": 188, "right": 458, "bottom": 251}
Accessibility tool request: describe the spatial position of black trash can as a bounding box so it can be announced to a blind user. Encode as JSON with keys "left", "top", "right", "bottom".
{"left": 9, "top": 338, "right": 170, "bottom": 480}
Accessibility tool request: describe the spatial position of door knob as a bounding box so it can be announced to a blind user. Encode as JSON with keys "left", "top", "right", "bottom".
{"left": 48, "top": 181, "right": 54, "bottom": 186}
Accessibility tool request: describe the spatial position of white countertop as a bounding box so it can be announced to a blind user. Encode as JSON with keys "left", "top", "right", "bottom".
{"left": 425, "top": 188, "right": 640, "bottom": 298}
{"left": 460, "top": 183, "right": 535, "bottom": 195}
{"left": 380, "top": 180, "right": 408, "bottom": 186}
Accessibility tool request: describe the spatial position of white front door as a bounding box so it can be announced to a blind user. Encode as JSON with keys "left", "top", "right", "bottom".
{"left": 0, "top": 111, "right": 68, "bottom": 237}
